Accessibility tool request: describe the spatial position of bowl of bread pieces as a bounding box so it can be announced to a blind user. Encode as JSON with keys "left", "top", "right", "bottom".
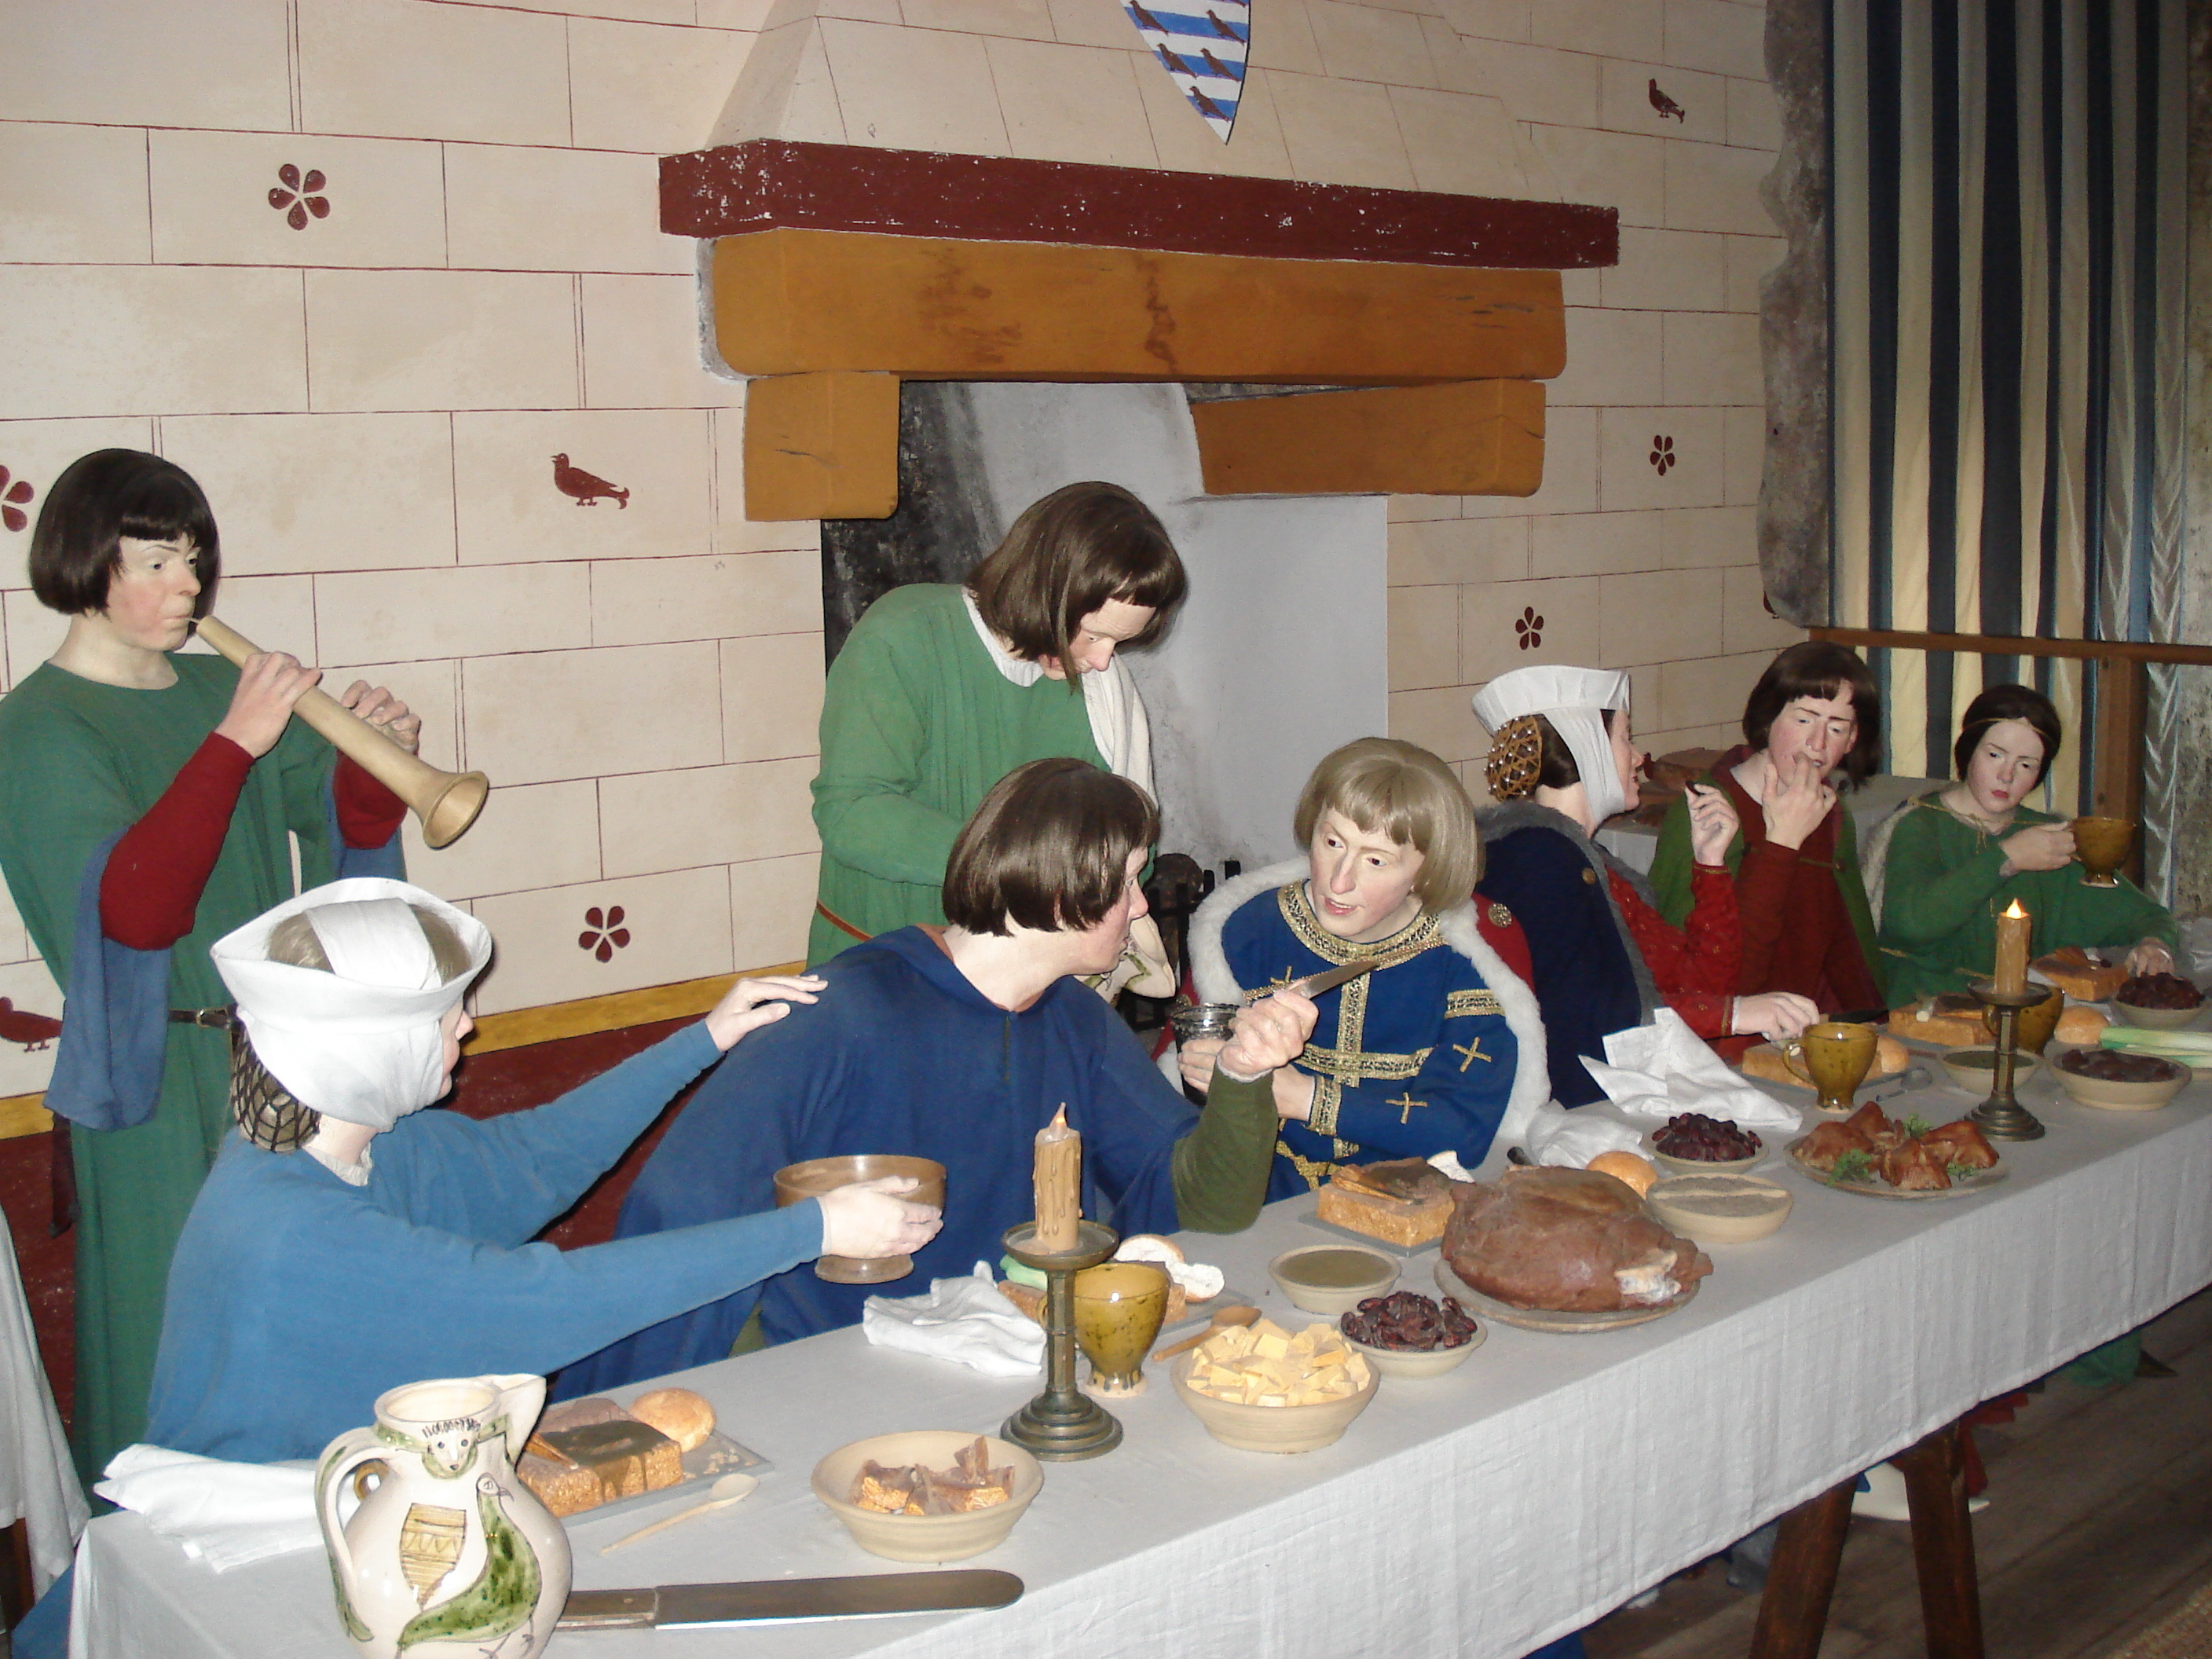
{"left": 1172, "top": 1317, "right": 1378, "bottom": 1452}
{"left": 811, "top": 1431, "right": 1043, "bottom": 1562}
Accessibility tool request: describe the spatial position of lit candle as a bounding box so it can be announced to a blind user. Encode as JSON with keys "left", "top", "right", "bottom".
{"left": 1032, "top": 1105, "right": 1081, "bottom": 1252}
{"left": 1994, "top": 899, "right": 2031, "bottom": 995}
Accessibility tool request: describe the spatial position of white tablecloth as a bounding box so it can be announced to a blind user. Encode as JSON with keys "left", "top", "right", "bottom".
{"left": 1, "top": 1199, "right": 86, "bottom": 1599}
{"left": 74, "top": 1072, "right": 2212, "bottom": 1659}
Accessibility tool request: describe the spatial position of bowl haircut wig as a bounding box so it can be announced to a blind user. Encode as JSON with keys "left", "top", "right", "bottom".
{"left": 943, "top": 758, "right": 1160, "bottom": 936}
{"left": 965, "top": 481, "right": 1187, "bottom": 683}
{"left": 29, "top": 449, "right": 220, "bottom": 618}
{"left": 1293, "top": 738, "right": 1481, "bottom": 913}
{"left": 1953, "top": 683, "right": 2062, "bottom": 784}
{"left": 1741, "top": 640, "right": 1884, "bottom": 786}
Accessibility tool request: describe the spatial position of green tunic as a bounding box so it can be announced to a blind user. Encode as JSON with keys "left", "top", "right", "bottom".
{"left": 1874, "top": 793, "right": 2177, "bottom": 1005}
{"left": 0, "top": 654, "right": 345, "bottom": 1485}
{"left": 808, "top": 585, "right": 1105, "bottom": 967}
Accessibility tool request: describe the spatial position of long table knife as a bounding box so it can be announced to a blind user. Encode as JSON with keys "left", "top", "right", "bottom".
{"left": 1269, "top": 959, "right": 1379, "bottom": 1002}
{"left": 557, "top": 1569, "right": 1024, "bottom": 1631}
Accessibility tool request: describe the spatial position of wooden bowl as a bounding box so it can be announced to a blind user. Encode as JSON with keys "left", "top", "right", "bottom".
{"left": 2051, "top": 1050, "right": 2191, "bottom": 1111}
{"left": 1649, "top": 1146, "right": 1763, "bottom": 1175}
{"left": 1170, "top": 1352, "right": 1378, "bottom": 1452}
{"left": 2108, "top": 999, "right": 2203, "bottom": 1031}
{"left": 810, "top": 1431, "right": 1042, "bottom": 1562}
{"left": 1268, "top": 1245, "right": 1398, "bottom": 1315}
{"left": 1939, "top": 1047, "right": 2042, "bottom": 1094}
{"left": 1342, "top": 1327, "right": 1483, "bottom": 1379}
{"left": 1646, "top": 1174, "right": 1794, "bottom": 1243}
{"left": 774, "top": 1155, "right": 946, "bottom": 1284}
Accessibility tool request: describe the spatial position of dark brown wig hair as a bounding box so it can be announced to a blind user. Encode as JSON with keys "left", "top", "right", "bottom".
{"left": 1741, "top": 641, "right": 1883, "bottom": 786}
{"left": 965, "top": 482, "right": 1185, "bottom": 682}
{"left": 942, "top": 758, "right": 1159, "bottom": 936}
{"left": 29, "top": 449, "right": 219, "bottom": 618}
{"left": 1953, "top": 683, "right": 2061, "bottom": 783}
{"left": 1527, "top": 709, "right": 1623, "bottom": 792}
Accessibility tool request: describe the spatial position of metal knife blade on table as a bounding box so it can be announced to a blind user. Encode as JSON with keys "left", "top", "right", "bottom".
{"left": 1261, "top": 959, "right": 1379, "bottom": 1002}
{"left": 558, "top": 1569, "right": 1023, "bottom": 1631}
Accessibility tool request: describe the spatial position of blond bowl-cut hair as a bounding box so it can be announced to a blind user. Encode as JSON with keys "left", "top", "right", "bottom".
{"left": 1293, "top": 738, "right": 1481, "bottom": 914}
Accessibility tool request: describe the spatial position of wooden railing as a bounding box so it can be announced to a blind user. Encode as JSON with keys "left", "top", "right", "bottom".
{"left": 1811, "top": 628, "right": 2212, "bottom": 855}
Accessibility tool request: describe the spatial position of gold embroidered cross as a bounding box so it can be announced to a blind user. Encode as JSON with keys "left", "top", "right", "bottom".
{"left": 1267, "top": 967, "right": 1302, "bottom": 992}
{"left": 1452, "top": 1037, "right": 1491, "bottom": 1071}
{"left": 1387, "top": 1091, "right": 1425, "bottom": 1125}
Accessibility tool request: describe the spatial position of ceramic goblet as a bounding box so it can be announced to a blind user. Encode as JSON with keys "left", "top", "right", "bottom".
{"left": 1983, "top": 983, "right": 2064, "bottom": 1054}
{"left": 1784, "top": 1021, "right": 1879, "bottom": 1115}
{"left": 1071, "top": 1261, "right": 1170, "bottom": 1397}
{"left": 2071, "top": 817, "right": 2134, "bottom": 888}
{"left": 774, "top": 1154, "right": 946, "bottom": 1284}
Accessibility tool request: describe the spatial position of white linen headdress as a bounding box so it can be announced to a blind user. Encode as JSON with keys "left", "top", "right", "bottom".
{"left": 211, "top": 879, "right": 491, "bottom": 1131}
{"left": 1472, "top": 665, "right": 1635, "bottom": 824}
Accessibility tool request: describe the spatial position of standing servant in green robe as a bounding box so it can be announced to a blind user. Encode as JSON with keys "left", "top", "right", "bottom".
{"left": 809, "top": 481, "right": 1187, "bottom": 966}
{"left": 1875, "top": 683, "right": 2176, "bottom": 1005}
{"left": 0, "top": 450, "right": 419, "bottom": 1484}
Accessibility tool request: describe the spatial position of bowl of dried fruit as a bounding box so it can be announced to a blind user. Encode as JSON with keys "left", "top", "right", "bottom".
{"left": 2051, "top": 1046, "right": 2191, "bottom": 1111}
{"left": 2110, "top": 973, "right": 2206, "bottom": 1031}
{"left": 1171, "top": 1318, "right": 1379, "bottom": 1452}
{"left": 1649, "top": 1112, "right": 1764, "bottom": 1174}
{"left": 811, "top": 1431, "right": 1043, "bottom": 1562}
{"left": 1339, "top": 1290, "right": 1485, "bottom": 1379}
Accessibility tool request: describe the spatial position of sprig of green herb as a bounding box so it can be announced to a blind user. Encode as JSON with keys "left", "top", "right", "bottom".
{"left": 1829, "top": 1148, "right": 1875, "bottom": 1184}
{"left": 1903, "top": 1113, "right": 1934, "bottom": 1138}
{"left": 1946, "top": 1162, "right": 1977, "bottom": 1182}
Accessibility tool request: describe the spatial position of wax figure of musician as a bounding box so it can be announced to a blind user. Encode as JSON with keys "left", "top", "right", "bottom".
{"left": 141, "top": 880, "right": 938, "bottom": 1463}
{"left": 1874, "top": 683, "right": 2176, "bottom": 1005}
{"left": 1646, "top": 642, "right": 1888, "bottom": 1016}
{"left": 808, "top": 480, "right": 1187, "bottom": 981}
{"left": 0, "top": 449, "right": 418, "bottom": 1483}
{"left": 1474, "top": 668, "right": 1818, "bottom": 1104}
{"left": 562, "top": 759, "right": 1315, "bottom": 1391}
{"left": 1177, "top": 738, "right": 1545, "bottom": 1196}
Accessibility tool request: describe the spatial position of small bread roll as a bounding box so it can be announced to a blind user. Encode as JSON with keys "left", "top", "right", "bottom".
{"left": 1873, "top": 1033, "right": 1910, "bottom": 1076}
{"left": 1587, "top": 1150, "right": 1659, "bottom": 1197}
{"left": 2056, "top": 1005, "right": 2110, "bottom": 1046}
{"left": 628, "top": 1387, "right": 716, "bottom": 1453}
{"left": 1114, "top": 1233, "right": 1187, "bottom": 1265}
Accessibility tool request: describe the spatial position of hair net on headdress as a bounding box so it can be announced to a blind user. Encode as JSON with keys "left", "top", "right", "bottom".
{"left": 211, "top": 879, "right": 491, "bottom": 1131}
{"left": 1472, "top": 665, "right": 1635, "bottom": 824}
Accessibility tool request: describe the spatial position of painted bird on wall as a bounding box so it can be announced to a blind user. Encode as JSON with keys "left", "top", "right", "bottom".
{"left": 0, "top": 999, "right": 61, "bottom": 1052}
{"left": 551, "top": 455, "right": 629, "bottom": 508}
{"left": 1649, "top": 79, "right": 1686, "bottom": 121}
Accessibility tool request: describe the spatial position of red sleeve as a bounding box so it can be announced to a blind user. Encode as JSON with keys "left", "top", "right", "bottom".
{"left": 1677, "top": 865, "right": 1742, "bottom": 995}
{"left": 1474, "top": 898, "right": 1534, "bottom": 987}
{"left": 1610, "top": 872, "right": 1736, "bottom": 1041}
{"left": 334, "top": 753, "right": 406, "bottom": 850}
{"left": 1731, "top": 840, "right": 1802, "bottom": 994}
{"left": 99, "top": 735, "right": 254, "bottom": 950}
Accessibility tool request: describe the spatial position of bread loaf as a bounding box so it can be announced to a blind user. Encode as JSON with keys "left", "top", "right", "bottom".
{"left": 518, "top": 1417, "right": 683, "bottom": 1518}
{"left": 1315, "top": 1159, "right": 1454, "bottom": 1247}
{"left": 2056, "top": 1005, "right": 2110, "bottom": 1046}
{"left": 1888, "top": 997, "right": 1986, "bottom": 1049}
{"left": 1584, "top": 1151, "right": 1658, "bottom": 1197}
{"left": 628, "top": 1387, "right": 716, "bottom": 1453}
{"left": 2034, "top": 949, "right": 2127, "bottom": 1002}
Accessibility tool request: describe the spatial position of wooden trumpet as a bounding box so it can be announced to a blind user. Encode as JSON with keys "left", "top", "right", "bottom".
{"left": 192, "top": 616, "right": 489, "bottom": 849}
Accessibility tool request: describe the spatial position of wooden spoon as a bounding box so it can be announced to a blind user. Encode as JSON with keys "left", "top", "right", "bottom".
{"left": 598, "top": 1472, "right": 758, "bottom": 1554}
{"left": 1152, "top": 1304, "right": 1260, "bottom": 1363}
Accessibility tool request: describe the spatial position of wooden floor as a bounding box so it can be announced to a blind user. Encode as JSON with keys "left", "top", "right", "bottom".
{"left": 1585, "top": 1288, "right": 2212, "bottom": 1659}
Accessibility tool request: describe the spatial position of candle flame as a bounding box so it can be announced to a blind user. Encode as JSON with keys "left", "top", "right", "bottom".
{"left": 2003, "top": 899, "right": 2027, "bottom": 919}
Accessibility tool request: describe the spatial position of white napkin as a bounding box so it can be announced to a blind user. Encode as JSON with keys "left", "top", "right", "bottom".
{"left": 1519, "top": 1101, "right": 1649, "bottom": 1168}
{"left": 95, "top": 1445, "right": 320, "bottom": 1572}
{"left": 862, "top": 1264, "right": 1046, "bottom": 1379}
{"left": 1581, "top": 1009, "right": 1804, "bottom": 1134}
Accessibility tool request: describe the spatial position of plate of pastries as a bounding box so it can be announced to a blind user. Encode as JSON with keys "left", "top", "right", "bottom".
{"left": 1786, "top": 1101, "right": 2006, "bottom": 1200}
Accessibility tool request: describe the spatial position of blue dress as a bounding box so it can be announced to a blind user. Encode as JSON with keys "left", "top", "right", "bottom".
{"left": 146, "top": 1024, "right": 822, "bottom": 1464}
{"left": 1192, "top": 863, "right": 1540, "bottom": 1199}
{"left": 562, "top": 926, "right": 1214, "bottom": 1393}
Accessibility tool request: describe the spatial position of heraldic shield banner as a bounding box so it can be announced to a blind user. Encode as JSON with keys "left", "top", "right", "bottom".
{"left": 1123, "top": 0, "right": 1249, "bottom": 142}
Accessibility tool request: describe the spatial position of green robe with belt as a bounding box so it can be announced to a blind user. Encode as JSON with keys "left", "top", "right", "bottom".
{"left": 0, "top": 655, "right": 346, "bottom": 1485}
{"left": 808, "top": 584, "right": 1105, "bottom": 967}
{"left": 1874, "top": 793, "right": 2177, "bottom": 1005}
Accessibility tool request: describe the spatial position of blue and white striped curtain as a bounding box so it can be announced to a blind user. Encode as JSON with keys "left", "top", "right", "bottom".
{"left": 1830, "top": 0, "right": 2188, "bottom": 884}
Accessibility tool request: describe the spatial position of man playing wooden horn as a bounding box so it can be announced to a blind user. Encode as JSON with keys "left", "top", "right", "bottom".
{"left": 562, "top": 758, "right": 1317, "bottom": 1391}
{"left": 0, "top": 449, "right": 423, "bottom": 1483}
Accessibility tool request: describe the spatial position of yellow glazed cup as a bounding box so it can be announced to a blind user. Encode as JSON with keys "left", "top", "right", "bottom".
{"left": 2071, "top": 817, "right": 2134, "bottom": 888}
{"left": 1071, "top": 1261, "right": 1171, "bottom": 1397}
{"left": 1782, "top": 1021, "right": 1879, "bottom": 1115}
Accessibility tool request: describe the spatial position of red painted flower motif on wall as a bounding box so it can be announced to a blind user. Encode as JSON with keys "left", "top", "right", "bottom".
{"left": 1650, "top": 434, "right": 1675, "bottom": 475}
{"left": 1514, "top": 606, "right": 1544, "bottom": 650}
{"left": 268, "top": 164, "right": 330, "bottom": 230}
{"left": 579, "top": 906, "right": 631, "bottom": 962}
{"left": 0, "top": 467, "right": 34, "bottom": 533}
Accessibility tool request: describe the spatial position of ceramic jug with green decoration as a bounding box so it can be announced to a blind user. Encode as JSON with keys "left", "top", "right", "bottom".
{"left": 315, "top": 1374, "right": 569, "bottom": 1659}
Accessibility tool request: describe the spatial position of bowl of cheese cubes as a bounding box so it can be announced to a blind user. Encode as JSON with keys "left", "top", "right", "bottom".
{"left": 1170, "top": 1317, "right": 1378, "bottom": 1452}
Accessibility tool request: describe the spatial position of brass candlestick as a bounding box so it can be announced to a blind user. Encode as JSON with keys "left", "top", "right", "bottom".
{"left": 1000, "top": 1220, "right": 1122, "bottom": 1460}
{"left": 1968, "top": 980, "right": 2048, "bottom": 1141}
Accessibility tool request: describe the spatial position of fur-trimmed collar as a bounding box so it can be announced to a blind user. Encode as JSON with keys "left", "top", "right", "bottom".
{"left": 1186, "top": 858, "right": 1553, "bottom": 1148}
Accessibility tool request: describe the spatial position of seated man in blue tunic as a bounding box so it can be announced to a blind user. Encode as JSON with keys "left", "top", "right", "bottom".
{"left": 562, "top": 758, "right": 1316, "bottom": 1392}
{"left": 145, "top": 877, "right": 941, "bottom": 1465}
{"left": 1179, "top": 737, "right": 1547, "bottom": 1197}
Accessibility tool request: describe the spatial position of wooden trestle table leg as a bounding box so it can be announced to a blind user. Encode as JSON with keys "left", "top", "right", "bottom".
{"left": 1748, "top": 1477, "right": 1857, "bottom": 1658}
{"left": 1893, "top": 1420, "right": 1985, "bottom": 1657}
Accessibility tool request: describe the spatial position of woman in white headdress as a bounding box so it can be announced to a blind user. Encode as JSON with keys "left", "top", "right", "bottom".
{"left": 142, "top": 879, "right": 940, "bottom": 1465}
{"left": 1472, "top": 666, "right": 1817, "bottom": 1107}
